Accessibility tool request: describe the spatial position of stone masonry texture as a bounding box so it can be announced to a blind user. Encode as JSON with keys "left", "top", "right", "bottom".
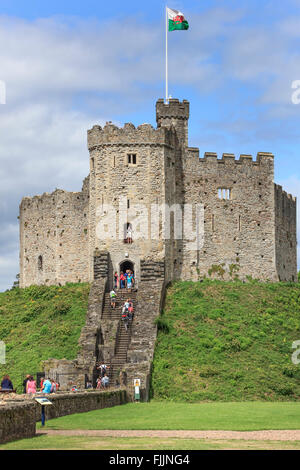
{"left": 19, "top": 98, "right": 297, "bottom": 286}
{"left": 18, "top": 98, "right": 297, "bottom": 401}
{"left": 0, "top": 390, "right": 127, "bottom": 444}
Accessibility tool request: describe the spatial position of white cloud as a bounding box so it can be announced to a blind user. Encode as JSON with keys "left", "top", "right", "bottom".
{"left": 0, "top": 9, "right": 299, "bottom": 291}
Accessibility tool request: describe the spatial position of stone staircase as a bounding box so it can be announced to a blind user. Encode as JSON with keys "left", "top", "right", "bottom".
{"left": 98, "top": 289, "right": 137, "bottom": 385}
{"left": 140, "top": 260, "right": 164, "bottom": 281}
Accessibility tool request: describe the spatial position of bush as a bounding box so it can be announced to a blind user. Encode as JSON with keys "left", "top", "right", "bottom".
{"left": 23, "top": 285, "right": 56, "bottom": 301}
{"left": 155, "top": 317, "right": 170, "bottom": 334}
{"left": 273, "top": 384, "right": 295, "bottom": 396}
{"left": 51, "top": 301, "right": 71, "bottom": 316}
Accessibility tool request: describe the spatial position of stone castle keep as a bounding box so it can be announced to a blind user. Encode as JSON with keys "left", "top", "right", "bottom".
{"left": 19, "top": 98, "right": 297, "bottom": 286}
{"left": 18, "top": 98, "right": 298, "bottom": 396}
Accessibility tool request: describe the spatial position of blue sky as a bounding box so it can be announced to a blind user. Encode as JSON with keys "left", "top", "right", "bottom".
{"left": 0, "top": 0, "right": 299, "bottom": 290}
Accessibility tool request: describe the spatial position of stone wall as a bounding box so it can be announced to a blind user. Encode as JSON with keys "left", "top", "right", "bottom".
{"left": 123, "top": 278, "right": 166, "bottom": 401}
{"left": 156, "top": 98, "right": 189, "bottom": 147}
{"left": 19, "top": 98, "right": 297, "bottom": 288}
{"left": 19, "top": 181, "right": 90, "bottom": 288}
{"left": 181, "top": 150, "right": 280, "bottom": 281}
{"left": 0, "top": 401, "right": 36, "bottom": 444}
{"left": 87, "top": 121, "right": 178, "bottom": 287}
{"left": 0, "top": 390, "right": 127, "bottom": 444}
{"left": 34, "top": 389, "right": 127, "bottom": 421}
{"left": 275, "top": 184, "right": 297, "bottom": 281}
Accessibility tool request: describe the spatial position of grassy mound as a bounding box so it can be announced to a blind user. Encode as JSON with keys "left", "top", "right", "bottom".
{"left": 151, "top": 279, "right": 300, "bottom": 401}
{"left": 0, "top": 283, "right": 90, "bottom": 392}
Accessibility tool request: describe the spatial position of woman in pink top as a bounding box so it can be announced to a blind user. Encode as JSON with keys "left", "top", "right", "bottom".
{"left": 26, "top": 376, "right": 37, "bottom": 394}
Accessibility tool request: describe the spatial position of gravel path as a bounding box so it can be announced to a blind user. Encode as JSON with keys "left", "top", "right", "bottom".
{"left": 38, "top": 429, "right": 300, "bottom": 441}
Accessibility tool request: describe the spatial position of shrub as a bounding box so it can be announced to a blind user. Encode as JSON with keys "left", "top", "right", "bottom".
{"left": 155, "top": 317, "right": 170, "bottom": 334}
{"left": 51, "top": 301, "right": 71, "bottom": 316}
{"left": 282, "top": 366, "right": 296, "bottom": 378}
{"left": 273, "top": 384, "right": 295, "bottom": 396}
{"left": 23, "top": 285, "right": 56, "bottom": 301}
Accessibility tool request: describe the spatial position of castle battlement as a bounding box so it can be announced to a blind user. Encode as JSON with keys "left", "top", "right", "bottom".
{"left": 19, "top": 97, "right": 297, "bottom": 289}
{"left": 20, "top": 188, "right": 87, "bottom": 209}
{"left": 156, "top": 98, "right": 190, "bottom": 120}
{"left": 275, "top": 183, "right": 297, "bottom": 203}
{"left": 87, "top": 121, "right": 176, "bottom": 150}
{"left": 194, "top": 151, "right": 274, "bottom": 166}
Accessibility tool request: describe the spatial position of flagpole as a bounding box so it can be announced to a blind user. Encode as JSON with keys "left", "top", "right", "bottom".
{"left": 165, "top": 6, "right": 168, "bottom": 104}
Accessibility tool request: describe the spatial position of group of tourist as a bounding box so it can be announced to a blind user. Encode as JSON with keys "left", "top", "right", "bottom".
{"left": 96, "top": 363, "right": 110, "bottom": 389}
{"left": 40, "top": 377, "right": 60, "bottom": 394}
{"left": 0, "top": 374, "right": 60, "bottom": 394}
{"left": 121, "top": 299, "right": 134, "bottom": 331}
{"left": 1, "top": 275, "right": 137, "bottom": 396}
{"left": 109, "top": 290, "right": 134, "bottom": 329}
{"left": 114, "top": 270, "right": 135, "bottom": 290}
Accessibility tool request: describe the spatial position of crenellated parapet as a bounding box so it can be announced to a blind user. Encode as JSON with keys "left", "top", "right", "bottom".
{"left": 194, "top": 151, "right": 275, "bottom": 165}
{"left": 20, "top": 188, "right": 88, "bottom": 212}
{"left": 275, "top": 183, "right": 296, "bottom": 203}
{"left": 156, "top": 98, "right": 189, "bottom": 121}
{"left": 87, "top": 121, "right": 176, "bottom": 150}
{"left": 18, "top": 96, "right": 297, "bottom": 288}
{"left": 274, "top": 184, "right": 297, "bottom": 281}
{"left": 156, "top": 98, "right": 189, "bottom": 147}
{"left": 19, "top": 187, "right": 90, "bottom": 288}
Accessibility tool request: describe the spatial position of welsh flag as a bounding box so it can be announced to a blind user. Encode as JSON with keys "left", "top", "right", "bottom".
{"left": 167, "top": 7, "right": 189, "bottom": 31}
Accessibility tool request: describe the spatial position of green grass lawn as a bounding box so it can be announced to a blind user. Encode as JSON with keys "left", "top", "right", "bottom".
{"left": 2, "top": 435, "right": 300, "bottom": 450}
{"left": 0, "top": 283, "right": 90, "bottom": 392}
{"left": 36, "top": 402, "right": 300, "bottom": 431}
{"left": 152, "top": 279, "right": 300, "bottom": 401}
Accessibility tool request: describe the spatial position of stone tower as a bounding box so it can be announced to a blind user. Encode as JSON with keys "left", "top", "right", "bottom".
{"left": 19, "top": 98, "right": 297, "bottom": 287}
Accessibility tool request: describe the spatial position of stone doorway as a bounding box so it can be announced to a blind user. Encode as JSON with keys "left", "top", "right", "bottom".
{"left": 119, "top": 260, "right": 134, "bottom": 277}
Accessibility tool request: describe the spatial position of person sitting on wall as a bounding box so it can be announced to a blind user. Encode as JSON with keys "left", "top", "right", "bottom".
{"left": 1, "top": 375, "right": 14, "bottom": 391}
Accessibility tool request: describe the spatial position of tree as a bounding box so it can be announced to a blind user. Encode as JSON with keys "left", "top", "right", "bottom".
{"left": 11, "top": 273, "right": 20, "bottom": 290}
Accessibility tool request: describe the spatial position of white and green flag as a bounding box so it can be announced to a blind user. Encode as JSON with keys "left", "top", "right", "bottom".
{"left": 167, "top": 7, "right": 189, "bottom": 31}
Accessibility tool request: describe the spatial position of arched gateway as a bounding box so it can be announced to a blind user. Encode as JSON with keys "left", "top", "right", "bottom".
{"left": 119, "top": 260, "right": 134, "bottom": 277}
